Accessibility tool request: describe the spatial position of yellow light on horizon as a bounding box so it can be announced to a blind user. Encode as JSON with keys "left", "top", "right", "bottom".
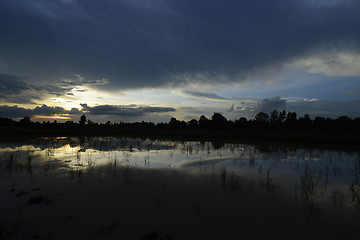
{"left": 33, "top": 115, "right": 72, "bottom": 120}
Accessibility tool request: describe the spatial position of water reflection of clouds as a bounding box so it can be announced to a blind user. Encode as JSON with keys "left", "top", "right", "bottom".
{"left": 0, "top": 137, "right": 359, "bottom": 186}
{"left": 1, "top": 137, "right": 360, "bottom": 214}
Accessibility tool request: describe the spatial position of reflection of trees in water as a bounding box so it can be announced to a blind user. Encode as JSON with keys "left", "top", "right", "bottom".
{"left": 211, "top": 141, "right": 225, "bottom": 150}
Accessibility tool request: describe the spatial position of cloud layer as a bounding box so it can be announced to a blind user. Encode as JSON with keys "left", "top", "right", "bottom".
{"left": 1, "top": 0, "right": 360, "bottom": 90}
{"left": 256, "top": 97, "right": 287, "bottom": 113}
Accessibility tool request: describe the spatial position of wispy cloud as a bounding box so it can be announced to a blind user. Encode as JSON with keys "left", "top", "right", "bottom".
{"left": 175, "top": 90, "right": 230, "bottom": 102}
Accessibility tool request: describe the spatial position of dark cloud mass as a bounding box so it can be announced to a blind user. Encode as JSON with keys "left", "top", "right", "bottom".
{"left": 0, "top": 104, "right": 175, "bottom": 119}
{"left": 0, "top": 74, "right": 32, "bottom": 97}
{"left": 256, "top": 96, "right": 287, "bottom": 113}
{"left": 1, "top": 0, "right": 359, "bottom": 89}
{"left": 0, "top": 72, "right": 109, "bottom": 104}
{"left": 0, "top": 105, "right": 81, "bottom": 118}
{"left": 84, "top": 105, "right": 176, "bottom": 117}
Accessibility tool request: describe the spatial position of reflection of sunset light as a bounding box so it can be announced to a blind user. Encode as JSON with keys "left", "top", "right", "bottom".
{"left": 33, "top": 115, "right": 72, "bottom": 120}
{"left": 55, "top": 137, "right": 69, "bottom": 140}
{"left": 40, "top": 137, "right": 70, "bottom": 140}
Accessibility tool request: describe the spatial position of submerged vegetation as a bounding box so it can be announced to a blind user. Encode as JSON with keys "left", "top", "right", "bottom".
{"left": 1, "top": 110, "right": 360, "bottom": 145}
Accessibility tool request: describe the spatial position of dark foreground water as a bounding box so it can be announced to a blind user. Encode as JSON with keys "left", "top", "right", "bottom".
{"left": 1, "top": 136, "right": 360, "bottom": 239}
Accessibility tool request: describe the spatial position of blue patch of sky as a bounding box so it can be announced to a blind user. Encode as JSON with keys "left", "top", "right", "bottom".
{"left": 219, "top": 71, "right": 360, "bottom": 102}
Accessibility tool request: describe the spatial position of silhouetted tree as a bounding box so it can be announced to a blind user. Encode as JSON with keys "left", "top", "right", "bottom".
{"left": 20, "top": 117, "right": 31, "bottom": 126}
{"left": 298, "top": 114, "right": 312, "bottom": 129}
{"left": 239, "top": 117, "right": 247, "bottom": 123}
{"left": 235, "top": 117, "right": 248, "bottom": 129}
{"left": 211, "top": 113, "right": 228, "bottom": 129}
{"left": 285, "top": 112, "right": 297, "bottom": 126}
{"left": 336, "top": 116, "right": 352, "bottom": 130}
{"left": 79, "top": 115, "right": 86, "bottom": 125}
{"left": 169, "top": 117, "right": 185, "bottom": 129}
{"left": 279, "top": 110, "right": 287, "bottom": 122}
{"left": 0, "top": 117, "right": 14, "bottom": 126}
{"left": 188, "top": 119, "right": 198, "bottom": 129}
{"left": 314, "top": 117, "right": 325, "bottom": 130}
{"left": 270, "top": 110, "right": 279, "bottom": 122}
{"left": 87, "top": 119, "right": 94, "bottom": 125}
{"left": 255, "top": 112, "right": 269, "bottom": 122}
{"left": 199, "top": 115, "right": 210, "bottom": 128}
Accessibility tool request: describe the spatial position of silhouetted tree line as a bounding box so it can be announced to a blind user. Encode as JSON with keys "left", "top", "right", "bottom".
{"left": 1, "top": 110, "right": 360, "bottom": 136}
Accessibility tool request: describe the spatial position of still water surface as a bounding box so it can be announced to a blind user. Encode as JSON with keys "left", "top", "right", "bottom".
{"left": 1, "top": 136, "right": 360, "bottom": 206}
{"left": 1, "top": 136, "right": 360, "bottom": 239}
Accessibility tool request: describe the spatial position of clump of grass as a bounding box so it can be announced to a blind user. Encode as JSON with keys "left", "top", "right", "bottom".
{"left": 350, "top": 183, "right": 360, "bottom": 209}
{"left": 108, "top": 158, "right": 118, "bottom": 176}
{"left": 73, "top": 151, "right": 84, "bottom": 167}
{"left": 70, "top": 167, "right": 84, "bottom": 183}
{"left": 122, "top": 152, "right": 131, "bottom": 164}
{"left": 123, "top": 165, "right": 130, "bottom": 184}
{"left": 229, "top": 171, "right": 240, "bottom": 192}
{"left": 249, "top": 155, "right": 256, "bottom": 167}
{"left": 42, "top": 163, "right": 51, "bottom": 177}
{"left": 218, "top": 167, "right": 241, "bottom": 192}
{"left": 353, "top": 154, "right": 360, "bottom": 185}
{"left": 295, "top": 163, "right": 317, "bottom": 215}
{"left": 194, "top": 201, "right": 207, "bottom": 223}
{"left": 330, "top": 189, "right": 345, "bottom": 209}
{"left": 258, "top": 165, "right": 262, "bottom": 175}
{"left": 265, "top": 168, "right": 277, "bottom": 193}
{"left": 6, "top": 153, "right": 15, "bottom": 172}
{"left": 219, "top": 167, "right": 226, "bottom": 190}
{"left": 0, "top": 220, "right": 19, "bottom": 239}
{"left": 26, "top": 150, "right": 34, "bottom": 177}
{"left": 144, "top": 155, "right": 150, "bottom": 167}
{"left": 86, "top": 160, "right": 96, "bottom": 175}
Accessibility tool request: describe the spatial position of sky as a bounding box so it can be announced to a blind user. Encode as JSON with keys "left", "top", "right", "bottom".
{"left": 0, "top": 0, "right": 360, "bottom": 123}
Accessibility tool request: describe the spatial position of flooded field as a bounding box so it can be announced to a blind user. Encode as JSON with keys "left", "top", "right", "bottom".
{"left": 1, "top": 136, "right": 360, "bottom": 239}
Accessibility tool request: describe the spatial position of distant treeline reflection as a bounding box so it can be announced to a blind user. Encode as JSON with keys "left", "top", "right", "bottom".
{"left": 1, "top": 110, "right": 360, "bottom": 145}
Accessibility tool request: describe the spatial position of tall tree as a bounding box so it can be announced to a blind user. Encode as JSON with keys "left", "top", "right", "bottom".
{"left": 211, "top": 113, "right": 228, "bottom": 129}
{"left": 79, "top": 115, "right": 86, "bottom": 126}
{"left": 255, "top": 112, "right": 269, "bottom": 122}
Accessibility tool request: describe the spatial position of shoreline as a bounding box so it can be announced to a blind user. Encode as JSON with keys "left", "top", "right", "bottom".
{"left": 1, "top": 127, "right": 360, "bottom": 150}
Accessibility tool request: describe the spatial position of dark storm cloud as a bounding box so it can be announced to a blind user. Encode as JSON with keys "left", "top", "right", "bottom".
{"left": 84, "top": 105, "right": 176, "bottom": 117}
{"left": 1, "top": 0, "right": 359, "bottom": 89}
{"left": 256, "top": 97, "right": 287, "bottom": 113}
{"left": 0, "top": 72, "right": 107, "bottom": 104}
{"left": 0, "top": 105, "right": 81, "bottom": 118}
{"left": 0, "top": 106, "right": 31, "bottom": 118}
{"left": 0, "top": 73, "right": 45, "bottom": 104}
{"left": 34, "top": 75, "right": 108, "bottom": 96}
{"left": 0, "top": 74, "right": 31, "bottom": 95}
